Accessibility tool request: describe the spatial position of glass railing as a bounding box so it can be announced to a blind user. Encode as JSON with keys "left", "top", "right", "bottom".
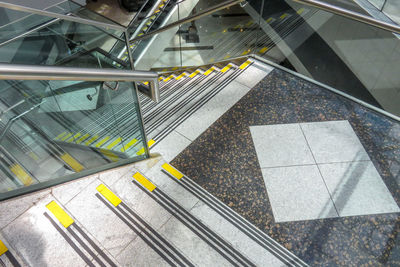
{"left": 0, "top": 68, "right": 152, "bottom": 200}
{"left": 0, "top": 2, "right": 130, "bottom": 69}
{"left": 128, "top": 0, "right": 400, "bottom": 117}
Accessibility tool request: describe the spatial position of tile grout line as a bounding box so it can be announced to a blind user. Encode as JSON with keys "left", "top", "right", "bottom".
{"left": 260, "top": 159, "right": 372, "bottom": 170}
{"left": 298, "top": 124, "right": 341, "bottom": 217}
{"left": 173, "top": 129, "right": 194, "bottom": 143}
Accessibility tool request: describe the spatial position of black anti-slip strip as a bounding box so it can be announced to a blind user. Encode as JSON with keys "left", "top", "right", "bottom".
{"left": 43, "top": 213, "right": 95, "bottom": 267}
{"left": 161, "top": 171, "right": 304, "bottom": 267}
{"left": 180, "top": 175, "right": 307, "bottom": 267}
{"left": 66, "top": 226, "right": 105, "bottom": 267}
{"left": 132, "top": 180, "right": 245, "bottom": 267}
{"left": 155, "top": 189, "right": 256, "bottom": 267}
{"left": 4, "top": 251, "right": 21, "bottom": 267}
{"left": 95, "top": 194, "right": 180, "bottom": 267}
{"left": 71, "top": 224, "right": 117, "bottom": 267}
{"left": 119, "top": 202, "right": 194, "bottom": 267}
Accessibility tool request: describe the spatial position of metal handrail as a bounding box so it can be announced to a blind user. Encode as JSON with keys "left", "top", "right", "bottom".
{"left": 0, "top": 1, "right": 125, "bottom": 31}
{"left": 129, "top": 0, "right": 244, "bottom": 43}
{"left": 0, "top": 63, "right": 160, "bottom": 102}
{"left": 293, "top": 0, "right": 400, "bottom": 34}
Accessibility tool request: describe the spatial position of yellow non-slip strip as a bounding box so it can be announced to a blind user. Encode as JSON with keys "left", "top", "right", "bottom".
{"left": 143, "top": 81, "right": 149, "bottom": 85}
{"left": 96, "top": 184, "right": 121, "bottom": 207}
{"left": 266, "top": 17, "right": 273, "bottom": 23}
{"left": 162, "top": 163, "right": 183, "bottom": 180}
{"left": 121, "top": 138, "right": 138, "bottom": 152}
{"left": 239, "top": 60, "right": 252, "bottom": 70}
{"left": 136, "top": 139, "right": 155, "bottom": 155}
{"left": 0, "top": 240, "right": 8, "bottom": 256}
{"left": 66, "top": 133, "right": 81, "bottom": 143}
{"left": 95, "top": 136, "right": 110, "bottom": 148}
{"left": 133, "top": 172, "right": 156, "bottom": 192}
{"left": 297, "top": 8, "right": 305, "bottom": 14}
{"left": 158, "top": 77, "right": 164, "bottom": 81}
{"left": 280, "top": 13, "right": 288, "bottom": 19}
{"left": 76, "top": 133, "right": 90, "bottom": 144}
{"left": 163, "top": 75, "right": 174, "bottom": 82}
{"left": 28, "top": 151, "right": 39, "bottom": 161}
{"left": 55, "top": 131, "right": 67, "bottom": 140}
{"left": 10, "top": 164, "right": 33, "bottom": 186}
{"left": 203, "top": 67, "right": 215, "bottom": 76}
{"left": 61, "top": 153, "right": 84, "bottom": 172}
{"left": 224, "top": 54, "right": 231, "bottom": 60}
{"left": 259, "top": 47, "right": 269, "bottom": 54}
{"left": 220, "top": 64, "right": 232, "bottom": 73}
{"left": 245, "top": 20, "right": 253, "bottom": 27}
{"left": 241, "top": 50, "right": 250, "bottom": 56}
{"left": 85, "top": 135, "right": 99, "bottom": 146}
{"left": 46, "top": 201, "right": 74, "bottom": 228}
{"left": 189, "top": 70, "right": 200, "bottom": 78}
{"left": 60, "top": 133, "right": 72, "bottom": 141}
{"left": 175, "top": 73, "right": 186, "bottom": 80}
{"left": 106, "top": 137, "right": 122, "bottom": 150}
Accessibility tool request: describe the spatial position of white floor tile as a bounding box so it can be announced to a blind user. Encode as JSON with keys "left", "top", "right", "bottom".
{"left": 318, "top": 161, "right": 400, "bottom": 217}
{"left": 300, "top": 120, "right": 370, "bottom": 163}
{"left": 151, "top": 130, "right": 192, "bottom": 162}
{"left": 98, "top": 164, "right": 135, "bottom": 187}
{"left": 234, "top": 63, "right": 274, "bottom": 89}
{"left": 250, "top": 124, "right": 315, "bottom": 168}
{"left": 262, "top": 165, "right": 338, "bottom": 222}
{"left": 175, "top": 80, "right": 251, "bottom": 141}
{"left": 52, "top": 174, "right": 98, "bottom": 205}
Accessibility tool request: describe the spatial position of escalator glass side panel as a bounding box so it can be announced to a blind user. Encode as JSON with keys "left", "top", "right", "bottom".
{"left": 0, "top": 78, "right": 148, "bottom": 200}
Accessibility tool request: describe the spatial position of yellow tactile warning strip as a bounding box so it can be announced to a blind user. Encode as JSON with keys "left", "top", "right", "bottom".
{"left": 121, "top": 138, "right": 138, "bottom": 152}
{"left": 266, "top": 17, "right": 273, "bottom": 23}
{"left": 60, "top": 132, "right": 72, "bottom": 141}
{"left": 96, "top": 184, "right": 121, "bottom": 207}
{"left": 239, "top": 60, "right": 252, "bottom": 70}
{"left": 189, "top": 70, "right": 200, "bottom": 78}
{"left": 76, "top": 133, "right": 90, "bottom": 144}
{"left": 280, "top": 13, "right": 288, "bottom": 19}
{"left": 163, "top": 75, "right": 174, "bottom": 82}
{"left": 55, "top": 131, "right": 67, "bottom": 140}
{"left": 220, "top": 64, "right": 233, "bottom": 73}
{"left": 85, "top": 135, "right": 99, "bottom": 146}
{"left": 259, "top": 47, "right": 269, "bottom": 54}
{"left": 162, "top": 163, "right": 183, "bottom": 180}
{"left": 203, "top": 67, "right": 215, "bottom": 76}
{"left": 10, "top": 164, "right": 33, "bottom": 186}
{"left": 0, "top": 240, "right": 8, "bottom": 256}
{"left": 106, "top": 137, "right": 122, "bottom": 150}
{"left": 136, "top": 139, "right": 155, "bottom": 155}
{"left": 133, "top": 172, "right": 156, "bottom": 192}
{"left": 95, "top": 136, "right": 110, "bottom": 148}
{"left": 46, "top": 201, "right": 75, "bottom": 228}
{"left": 175, "top": 73, "right": 187, "bottom": 80}
{"left": 61, "top": 153, "right": 84, "bottom": 172}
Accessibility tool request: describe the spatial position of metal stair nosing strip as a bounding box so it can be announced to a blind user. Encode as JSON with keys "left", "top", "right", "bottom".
{"left": 161, "top": 164, "right": 309, "bottom": 267}
{"left": 95, "top": 184, "right": 194, "bottom": 267}
{"left": 151, "top": 61, "right": 248, "bottom": 144}
{"left": 144, "top": 68, "right": 225, "bottom": 134}
{"left": 132, "top": 172, "right": 256, "bottom": 267}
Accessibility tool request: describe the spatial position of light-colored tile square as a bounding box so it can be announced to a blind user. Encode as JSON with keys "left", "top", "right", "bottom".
{"left": 319, "top": 161, "right": 400, "bottom": 217}
{"left": 300, "top": 120, "right": 370, "bottom": 163}
{"left": 151, "top": 130, "right": 192, "bottom": 162}
{"left": 262, "top": 165, "right": 338, "bottom": 222}
{"left": 98, "top": 163, "right": 135, "bottom": 186}
{"left": 175, "top": 80, "right": 251, "bottom": 141}
{"left": 234, "top": 63, "right": 274, "bottom": 89}
{"left": 65, "top": 179, "right": 139, "bottom": 257}
{"left": 250, "top": 124, "right": 315, "bottom": 168}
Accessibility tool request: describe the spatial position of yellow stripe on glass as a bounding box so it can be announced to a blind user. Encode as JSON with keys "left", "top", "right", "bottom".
{"left": 133, "top": 172, "right": 156, "bottom": 192}
{"left": 61, "top": 153, "right": 84, "bottom": 172}
{"left": 85, "top": 135, "right": 99, "bottom": 146}
{"left": 46, "top": 201, "right": 74, "bottom": 228}
{"left": 96, "top": 184, "right": 122, "bottom": 207}
{"left": 95, "top": 136, "right": 110, "bottom": 148}
{"left": 60, "top": 133, "right": 72, "bottom": 141}
{"left": 106, "top": 137, "right": 122, "bottom": 150}
{"left": 121, "top": 138, "right": 138, "bottom": 152}
{"left": 55, "top": 131, "right": 67, "bottom": 140}
{"left": 162, "top": 163, "right": 183, "bottom": 180}
{"left": 10, "top": 164, "right": 33, "bottom": 186}
{"left": 259, "top": 47, "right": 269, "bottom": 54}
{"left": 66, "top": 133, "right": 81, "bottom": 143}
{"left": 76, "top": 133, "right": 90, "bottom": 144}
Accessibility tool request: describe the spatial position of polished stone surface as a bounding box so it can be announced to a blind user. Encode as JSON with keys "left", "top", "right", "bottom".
{"left": 172, "top": 67, "right": 400, "bottom": 266}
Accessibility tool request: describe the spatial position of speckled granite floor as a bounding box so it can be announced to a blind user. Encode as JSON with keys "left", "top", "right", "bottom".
{"left": 171, "top": 68, "right": 400, "bottom": 266}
